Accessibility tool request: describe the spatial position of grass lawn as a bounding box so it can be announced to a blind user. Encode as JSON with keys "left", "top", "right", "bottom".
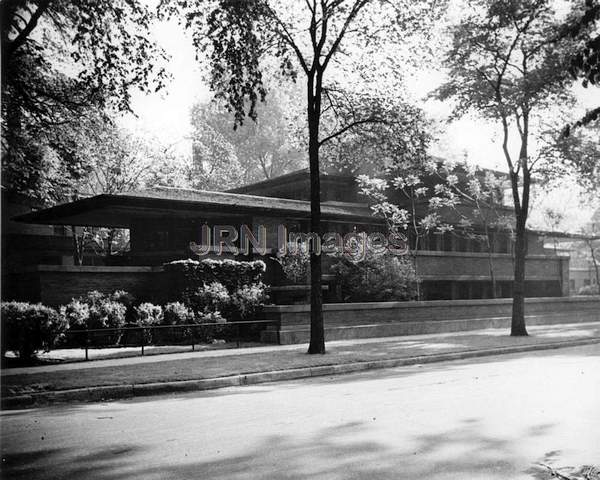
{"left": 2, "top": 323, "right": 599, "bottom": 397}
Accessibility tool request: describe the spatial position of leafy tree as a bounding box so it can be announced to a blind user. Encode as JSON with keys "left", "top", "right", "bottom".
{"left": 436, "top": 0, "right": 577, "bottom": 335}
{"left": 160, "top": 0, "right": 444, "bottom": 353}
{"left": 191, "top": 80, "right": 306, "bottom": 183}
{"left": 69, "top": 127, "right": 194, "bottom": 265}
{"left": 560, "top": 0, "right": 600, "bottom": 134}
{"left": 436, "top": 164, "right": 514, "bottom": 299}
{"left": 357, "top": 159, "right": 455, "bottom": 299}
{"left": 1, "top": 0, "right": 168, "bottom": 204}
{"left": 548, "top": 124, "right": 600, "bottom": 195}
{"left": 190, "top": 133, "right": 245, "bottom": 190}
{"left": 320, "top": 89, "right": 431, "bottom": 176}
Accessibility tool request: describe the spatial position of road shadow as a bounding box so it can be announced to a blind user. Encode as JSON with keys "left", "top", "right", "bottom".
{"left": 1, "top": 418, "right": 568, "bottom": 480}
{"left": 1, "top": 444, "right": 146, "bottom": 480}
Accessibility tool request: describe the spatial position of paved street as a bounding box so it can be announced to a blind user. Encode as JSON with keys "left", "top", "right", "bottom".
{"left": 2, "top": 344, "right": 599, "bottom": 480}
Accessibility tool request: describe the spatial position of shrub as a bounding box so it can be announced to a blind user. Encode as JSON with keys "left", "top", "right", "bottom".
{"left": 195, "top": 310, "right": 227, "bottom": 343}
{"left": 273, "top": 251, "right": 309, "bottom": 284}
{"left": 60, "top": 300, "right": 90, "bottom": 330}
{"left": 1, "top": 302, "right": 68, "bottom": 360}
{"left": 90, "top": 300, "right": 127, "bottom": 329}
{"left": 62, "top": 292, "right": 129, "bottom": 346}
{"left": 163, "top": 302, "right": 195, "bottom": 325}
{"left": 110, "top": 290, "right": 136, "bottom": 308}
{"left": 185, "top": 282, "right": 232, "bottom": 316}
{"left": 134, "top": 303, "right": 164, "bottom": 345}
{"left": 330, "top": 253, "right": 419, "bottom": 302}
{"left": 135, "top": 303, "right": 164, "bottom": 326}
{"left": 231, "top": 282, "right": 268, "bottom": 320}
{"left": 160, "top": 302, "right": 194, "bottom": 344}
{"left": 63, "top": 290, "right": 133, "bottom": 331}
{"left": 110, "top": 290, "right": 136, "bottom": 322}
{"left": 162, "top": 302, "right": 225, "bottom": 344}
{"left": 164, "top": 258, "right": 266, "bottom": 295}
{"left": 83, "top": 290, "right": 106, "bottom": 306}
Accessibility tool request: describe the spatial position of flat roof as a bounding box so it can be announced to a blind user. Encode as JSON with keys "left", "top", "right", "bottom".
{"left": 13, "top": 187, "right": 381, "bottom": 228}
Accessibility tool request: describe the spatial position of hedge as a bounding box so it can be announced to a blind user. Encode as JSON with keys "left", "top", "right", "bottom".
{"left": 164, "top": 258, "right": 266, "bottom": 294}
{"left": 1, "top": 302, "right": 68, "bottom": 360}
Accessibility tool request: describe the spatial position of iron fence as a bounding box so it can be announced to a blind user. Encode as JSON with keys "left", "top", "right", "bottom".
{"left": 63, "top": 319, "right": 280, "bottom": 360}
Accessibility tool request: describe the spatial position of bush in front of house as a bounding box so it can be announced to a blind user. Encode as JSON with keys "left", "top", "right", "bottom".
{"left": 1, "top": 302, "right": 68, "bottom": 360}
{"left": 183, "top": 280, "right": 269, "bottom": 322}
{"left": 88, "top": 300, "right": 127, "bottom": 330}
{"left": 166, "top": 258, "right": 270, "bottom": 321}
{"left": 134, "top": 302, "right": 164, "bottom": 344}
{"left": 194, "top": 310, "right": 227, "bottom": 343}
{"left": 231, "top": 282, "right": 269, "bottom": 320}
{"left": 330, "top": 253, "right": 419, "bottom": 302}
{"left": 164, "top": 258, "right": 267, "bottom": 297}
{"left": 272, "top": 251, "right": 310, "bottom": 284}
{"left": 163, "top": 302, "right": 195, "bottom": 325}
{"left": 63, "top": 290, "right": 133, "bottom": 330}
{"left": 185, "top": 281, "right": 231, "bottom": 317}
{"left": 134, "top": 303, "right": 164, "bottom": 326}
{"left": 161, "top": 301, "right": 227, "bottom": 344}
{"left": 61, "top": 290, "right": 133, "bottom": 346}
{"left": 60, "top": 299, "right": 90, "bottom": 330}
{"left": 110, "top": 290, "right": 136, "bottom": 309}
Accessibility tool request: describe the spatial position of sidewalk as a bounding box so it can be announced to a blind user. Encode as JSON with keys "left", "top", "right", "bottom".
{"left": 2, "top": 321, "right": 599, "bottom": 408}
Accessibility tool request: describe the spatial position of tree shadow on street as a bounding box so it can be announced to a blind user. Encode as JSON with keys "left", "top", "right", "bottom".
{"left": 0, "top": 418, "right": 564, "bottom": 480}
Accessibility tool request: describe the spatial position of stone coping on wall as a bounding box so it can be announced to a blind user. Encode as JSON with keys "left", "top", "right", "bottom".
{"left": 263, "top": 296, "right": 600, "bottom": 313}
{"left": 414, "top": 251, "right": 569, "bottom": 260}
{"left": 14, "top": 265, "right": 165, "bottom": 273}
{"left": 417, "top": 275, "right": 561, "bottom": 281}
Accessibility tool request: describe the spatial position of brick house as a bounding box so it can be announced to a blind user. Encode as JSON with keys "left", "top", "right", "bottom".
{"left": 3, "top": 168, "right": 570, "bottom": 306}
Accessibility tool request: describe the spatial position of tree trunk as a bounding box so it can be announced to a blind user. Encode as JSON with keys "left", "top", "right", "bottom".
{"left": 307, "top": 74, "right": 325, "bottom": 355}
{"left": 511, "top": 215, "right": 528, "bottom": 336}
{"left": 106, "top": 229, "right": 115, "bottom": 259}
{"left": 509, "top": 107, "right": 531, "bottom": 337}
{"left": 71, "top": 226, "right": 84, "bottom": 266}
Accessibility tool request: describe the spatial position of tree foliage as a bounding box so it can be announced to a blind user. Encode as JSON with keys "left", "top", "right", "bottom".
{"left": 1, "top": 0, "right": 168, "bottom": 204}
{"left": 190, "top": 79, "right": 305, "bottom": 183}
{"left": 545, "top": 123, "right": 600, "bottom": 194}
{"left": 560, "top": 0, "right": 600, "bottom": 133}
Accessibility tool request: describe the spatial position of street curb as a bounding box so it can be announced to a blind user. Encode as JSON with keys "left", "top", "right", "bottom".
{"left": 3, "top": 337, "right": 599, "bottom": 409}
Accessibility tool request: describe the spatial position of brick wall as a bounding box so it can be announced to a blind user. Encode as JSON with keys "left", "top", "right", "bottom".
{"left": 2, "top": 266, "right": 171, "bottom": 307}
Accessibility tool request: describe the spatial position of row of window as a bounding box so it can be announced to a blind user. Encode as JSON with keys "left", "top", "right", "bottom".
{"left": 131, "top": 222, "right": 514, "bottom": 255}
{"left": 422, "top": 280, "right": 561, "bottom": 301}
{"left": 415, "top": 231, "right": 512, "bottom": 254}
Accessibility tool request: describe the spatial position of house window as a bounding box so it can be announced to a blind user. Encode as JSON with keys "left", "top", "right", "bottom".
{"left": 570, "top": 280, "right": 575, "bottom": 290}
{"left": 584, "top": 279, "right": 590, "bottom": 286}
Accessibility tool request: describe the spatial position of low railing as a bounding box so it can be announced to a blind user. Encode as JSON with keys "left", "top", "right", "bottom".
{"left": 63, "top": 320, "right": 280, "bottom": 361}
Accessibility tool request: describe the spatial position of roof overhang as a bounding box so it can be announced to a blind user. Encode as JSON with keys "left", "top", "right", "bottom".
{"left": 12, "top": 189, "right": 381, "bottom": 228}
